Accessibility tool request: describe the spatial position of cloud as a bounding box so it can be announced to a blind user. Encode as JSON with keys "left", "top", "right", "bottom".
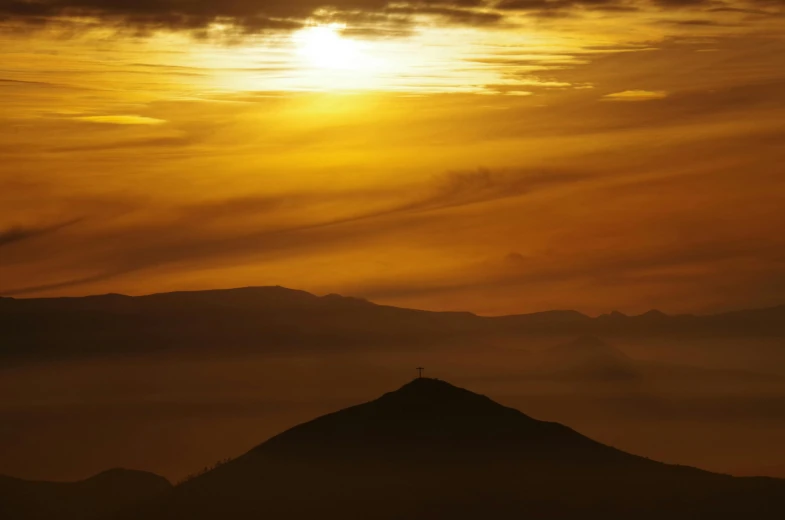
{"left": 603, "top": 89, "right": 668, "bottom": 101}
{"left": 353, "top": 232, "right": 785, "bottom": 315}
{"left": 0, "top": 167, "right": 591, "bottom": 296}
{"left": 495, "top": 0, "right": 640, "bottom": 16}
{"left": 74, "top": 115, "right": 167, "bottom": 125}
{"left": 0, "top": 0, "right": 304, "bottom": 32}
{"left": 708, "top": 6, "right": 783, "bottom": 16}
{"left": 663, "top": 18, "right": 732, "bottom": 26}
{"left": 0, "top": 219, "right": 82, "bottom": 249}
{"left": 3, "top": 0, "right": 774, "bottom": 37}
{"left": 53, "top": 136, "right": 191, "bottom": 152}
{"left": 2, "top": 31, "right": 785, "bottom": 312}
{"left": 648, "top": 0, "right": 718, "bottom": 7}
{"left": 0, "top": 0, "right": 503, "bottom": 35}
{"left": 385, "top": 5, "right": 505, "bottom": 25}
{"left": 401, "top": 168, "right": 589, "bottom": 212}
{"left": 0, "top": 269, "right": 136, "bottom": 296}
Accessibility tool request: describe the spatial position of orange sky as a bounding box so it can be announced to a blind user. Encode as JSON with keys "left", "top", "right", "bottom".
{"left": 1, "top": 1, "right": 785, "bottom": 315}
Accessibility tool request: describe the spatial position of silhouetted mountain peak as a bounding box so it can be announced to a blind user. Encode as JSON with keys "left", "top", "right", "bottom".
{"left": 124, "top": 380, "right": 785, "bottom": 520}
{"left": 374, "top": 377, "right": 503, "bottom": 411}
{"left": 257, "top": 378, "right": 529, "bottom": 450}
{"left": 595, "top": 310, "right": 628, "bottom": 320}
{"left": 320, "top": 292, "right": 374, "bottom": 306}
{"left": 640, "top": 309, "right": 668, "bottom": 318}
{"left": 249, "top": 378, "right": 632, "bottom": 466}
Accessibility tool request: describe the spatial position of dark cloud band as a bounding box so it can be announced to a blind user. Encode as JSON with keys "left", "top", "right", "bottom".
{"left": 0, "top": 0, "right": 495, "bottom": 32}
{"left": 3, "top": 0, "right": 777, "bottom": 34}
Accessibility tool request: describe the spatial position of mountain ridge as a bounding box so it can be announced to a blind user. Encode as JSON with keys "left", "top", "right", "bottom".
{"left": 120, "top": 378, "right": 785, "bottom": 520}
{"left": 2, "top": 285, "right": 785, "bottom": 364}
{"left": 3, "top": 284, "right": 784, "bottom": 320}
{"left": 0, "top": 468, "right": 171, "bottom": 520}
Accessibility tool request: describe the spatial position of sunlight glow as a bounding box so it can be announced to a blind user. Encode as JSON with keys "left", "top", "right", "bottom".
{"left": 193, "top": 24, "right": 577, "bottom": 94}
{"left": 294, "top": 23, "right": 365, "bottom": 71}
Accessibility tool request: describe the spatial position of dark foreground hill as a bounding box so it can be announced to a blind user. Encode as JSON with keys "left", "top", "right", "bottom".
{"left": 0, "top": 468, "right": 171, "bottom": 520}
{"left": 2, "top": 286, "right": 785, "bottom": 363}
{"left": 734, "top": 462, "right": 785, "bottom": 479}
{"left": 117, "top": 379, "right": 785, "bottom": 520}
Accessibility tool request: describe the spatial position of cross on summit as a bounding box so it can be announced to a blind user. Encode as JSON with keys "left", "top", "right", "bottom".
{"left": 416, "top": 367, "right": 424, "bottom": 379}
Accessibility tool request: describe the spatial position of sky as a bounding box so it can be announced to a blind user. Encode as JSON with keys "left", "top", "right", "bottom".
{"left": 1, "top": 0, "right": 784, "bottom": 315}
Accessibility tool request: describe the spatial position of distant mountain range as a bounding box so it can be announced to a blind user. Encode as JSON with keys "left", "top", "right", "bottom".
{"left": 0, "top": 469, "right": 170, "bottom": 520}
{"left": 733, "top": 462, "right": 785, "bottom": 480}
{"left": 111, "top": 378, "right": 784, "bottom": 519}
{"left": 2, "top": 286, "right": 784, "bottom": 362}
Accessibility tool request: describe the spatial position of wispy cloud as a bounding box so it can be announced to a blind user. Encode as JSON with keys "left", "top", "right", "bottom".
{"left": 0, "top": 167, "right": 593, "bottom": 296}
{"left": 0, "top": 219, "right": 82, "bottom": 249}
{"left": 74, "top": 115, "right": 167, "bottom": 125}
{"left": 603, "top": 90, "right": 668, "bottom": 101}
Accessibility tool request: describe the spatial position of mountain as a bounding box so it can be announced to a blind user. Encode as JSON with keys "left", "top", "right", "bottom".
{"left": 0, "top": 286, "right": 478, "bottom": 362}
{"left": 733, "top": 462, "right": 785, "bottom": 479}
{"left": 120, "top": 379, "right": 785, "bottom": 520}
{"left": 2, "top": 286, "right": 785, "bottom": 363}
{"left": 0, "top": 468, "right": 171, "bottom": 520}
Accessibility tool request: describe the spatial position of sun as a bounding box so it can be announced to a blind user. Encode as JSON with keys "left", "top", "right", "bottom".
{"left": 293, "top": 23, "right": 365, "bottom": 71}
